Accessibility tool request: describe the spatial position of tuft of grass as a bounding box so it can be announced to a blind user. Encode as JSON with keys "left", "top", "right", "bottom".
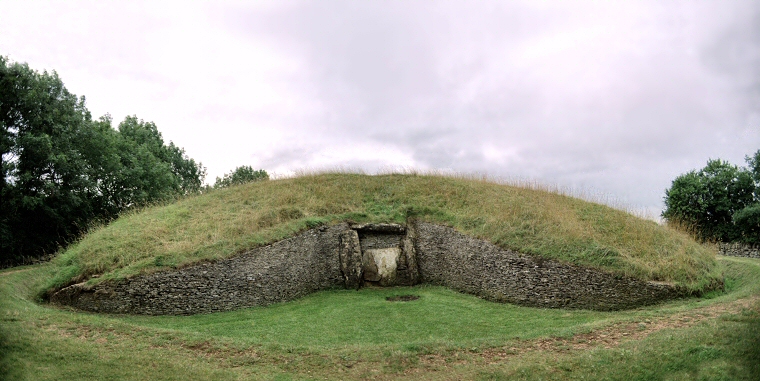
{"left": 45, "top": 173, "right": 720, "bottom": 292}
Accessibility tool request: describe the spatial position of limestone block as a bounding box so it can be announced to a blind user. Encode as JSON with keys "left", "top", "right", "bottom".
{"left": 339, "top": 229, "right": 363, "bottom": 289}
{"left": 401, "top": 221, "right": 419, "bottom": 285}
{"left": 363, "top": 247, "right": 401, "bottom": 286}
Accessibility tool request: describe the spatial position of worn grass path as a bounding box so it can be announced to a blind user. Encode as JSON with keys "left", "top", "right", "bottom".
{"left": 1, "top": 256, "right": 759, "bottom": 380}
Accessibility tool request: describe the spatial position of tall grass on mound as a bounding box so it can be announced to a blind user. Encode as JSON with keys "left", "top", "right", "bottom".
{"left": 46, "top": 173, "right": 721, "bottom": 293}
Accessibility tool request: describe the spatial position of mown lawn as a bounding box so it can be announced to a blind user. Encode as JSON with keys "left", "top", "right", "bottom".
{"left": 2, "top": 256, "right": 759, "bottom": 380}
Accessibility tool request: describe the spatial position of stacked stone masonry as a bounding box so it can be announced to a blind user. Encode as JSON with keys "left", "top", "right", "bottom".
{"left": 51, "top": 220, "right": 691, "bottom": 315}
{"left": 718, "top": 243, "right": 760, "bottom": 259}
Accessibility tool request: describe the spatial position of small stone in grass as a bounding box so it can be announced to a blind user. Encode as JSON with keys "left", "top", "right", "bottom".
{"left": 386, "top": 295, "right": 420, "bottom": 302}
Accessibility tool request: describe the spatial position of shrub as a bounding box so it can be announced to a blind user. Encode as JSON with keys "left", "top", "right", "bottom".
{"left": 662, "top": 159, "right": 755, "bottom": 242}
{"left": 214, "top": 166, "right": 268, "bottom": 188}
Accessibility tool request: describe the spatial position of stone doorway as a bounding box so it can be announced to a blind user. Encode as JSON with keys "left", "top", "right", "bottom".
{"left": 338, "top": 223, "right": 419, "bottom": 289}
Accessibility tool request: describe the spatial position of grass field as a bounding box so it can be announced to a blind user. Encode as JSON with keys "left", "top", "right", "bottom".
{"left": 2, "top": 255, "right": 758, "bottom": 380}
{"left": 45, "top": 173, "right": 720, "bottom": 294}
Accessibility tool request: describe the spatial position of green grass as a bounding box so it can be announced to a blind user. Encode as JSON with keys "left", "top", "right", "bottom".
{"left": 2, "top": 256, "right": 758, "bottom": 380}
{"left": 125, "top": 286, "right": 604, "bottom": 349}
{"left": 473, "top": 312, "right": 760, "bottom": 381}
{"left": 45, "top": 173, "right": 720, "bottom": 293}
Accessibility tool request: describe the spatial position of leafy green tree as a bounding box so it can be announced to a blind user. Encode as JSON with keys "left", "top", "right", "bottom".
{"left": 663, "top": 159, "right": 755, "bottom": 242}
{"left": 729, "top": 150, "right": 760, "bottom": 245}
{"left": 0, "top": 56, "right": 206, "bottom": 265}
{"left": 106, "top": 116, "right": 205, "bottom": 213}
{"left": 214, "top": 166, "right": 268, "bottom": 188}
{"left": 733, "top": 203, "right": 760, "bottom": 245}
{"left": 1, "top": 56, "right": 96, "bottom": 263}
{"left": 747, "top": 149, "right": 760, "bottom": 188}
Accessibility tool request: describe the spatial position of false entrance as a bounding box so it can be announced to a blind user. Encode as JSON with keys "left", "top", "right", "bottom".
{"left": 338, "top": 223, "right": 418, "bottom": 289}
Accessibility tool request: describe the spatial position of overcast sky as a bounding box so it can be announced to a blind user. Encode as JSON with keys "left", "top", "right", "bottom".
{"left": 1, "top": 1, "right": 759, "bottom": 217}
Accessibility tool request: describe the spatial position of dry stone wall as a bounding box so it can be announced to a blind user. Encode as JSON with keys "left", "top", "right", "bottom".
{"left": 51, "top": 220, "right": 692, "bottom": 315}
{"left": 413, "top": 222, "right": 688, "bottom": 311}
{"left": 718, "top": 243, "right": 760, "bottom": 259}
{"left": 51, "top": 223, "right": 349, "bottom": 315}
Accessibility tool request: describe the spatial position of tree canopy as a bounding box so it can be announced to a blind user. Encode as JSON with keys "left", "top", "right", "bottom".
{"left": 0, "top": 56, "right": 205, "bottom": 266}
{"left": 663, "top": 153, "right": 760, "bottom": 244}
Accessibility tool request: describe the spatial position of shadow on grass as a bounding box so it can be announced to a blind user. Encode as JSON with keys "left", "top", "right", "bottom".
{"left": 0, "top": 320, "right": 13, "bottom": 381}
{"left": 737, "top": 301, "right": 760, "bottom": 379}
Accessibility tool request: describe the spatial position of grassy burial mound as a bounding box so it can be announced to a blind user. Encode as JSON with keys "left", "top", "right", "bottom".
{"left": 45, "top": 173, "right": 722, "bottom": 313}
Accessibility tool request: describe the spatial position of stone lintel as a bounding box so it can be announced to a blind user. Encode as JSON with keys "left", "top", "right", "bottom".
{"left": 349, "top": 223, "right": 406, "bottom": 234}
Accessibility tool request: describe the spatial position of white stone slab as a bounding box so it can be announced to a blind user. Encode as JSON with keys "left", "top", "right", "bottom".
{"left": 366, "top": 247, "right": 400, "bottom": 282}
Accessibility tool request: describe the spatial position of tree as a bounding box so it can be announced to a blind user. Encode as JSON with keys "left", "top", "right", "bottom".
{"left": 747, "top": 149, "right": 760, "bottom": 189}
{"left": 733, "top": 203, "right": 760, "bottom": 245}
{"left": 731, "top": 150, "right": 760, "bottom": 245}
{"left": 0, "top": 56, "right": 206, "bottom": 266}
{"left": 214, "top": 166, "right": 268, "bottom": 188}
{"left": 1, "top": 56, "right": 96, "bottom": 263}
{"left": 662, "top": 159, "right": 755, "bottom": 242}
{"left": 105, "top": 115, "right": 205, "bottom": 214}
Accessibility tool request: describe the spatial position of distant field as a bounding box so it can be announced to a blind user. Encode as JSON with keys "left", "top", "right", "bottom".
{"left": 45, "top": 173, "right": 720, "bottom": 294}
{"left": 1, "top": 256, "right": 758, "bottom": 380}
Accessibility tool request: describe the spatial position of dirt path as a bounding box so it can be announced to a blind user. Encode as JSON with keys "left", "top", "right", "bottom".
{"left": 0, "top": 267, "right": 34, "bottom": 277}
{"left": 415, "top": 295, "right": 760, "bottom": 367}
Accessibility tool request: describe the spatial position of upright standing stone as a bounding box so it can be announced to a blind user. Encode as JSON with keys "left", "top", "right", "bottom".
{"left": 402, "top": 220, "right": 419, "bottom": 285}
{"left": 339, "top": 229, "right": 363, "bottom": 289}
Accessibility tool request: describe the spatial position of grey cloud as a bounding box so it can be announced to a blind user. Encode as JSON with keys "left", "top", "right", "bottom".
{"left": 221, "top": 1, "right": 760, "bottom": 213}
{"left": 15, "top": 1, "right": 760, "bottom": 215}
{"left": 257, "top": 144, "right": 320, "bottom": 171}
